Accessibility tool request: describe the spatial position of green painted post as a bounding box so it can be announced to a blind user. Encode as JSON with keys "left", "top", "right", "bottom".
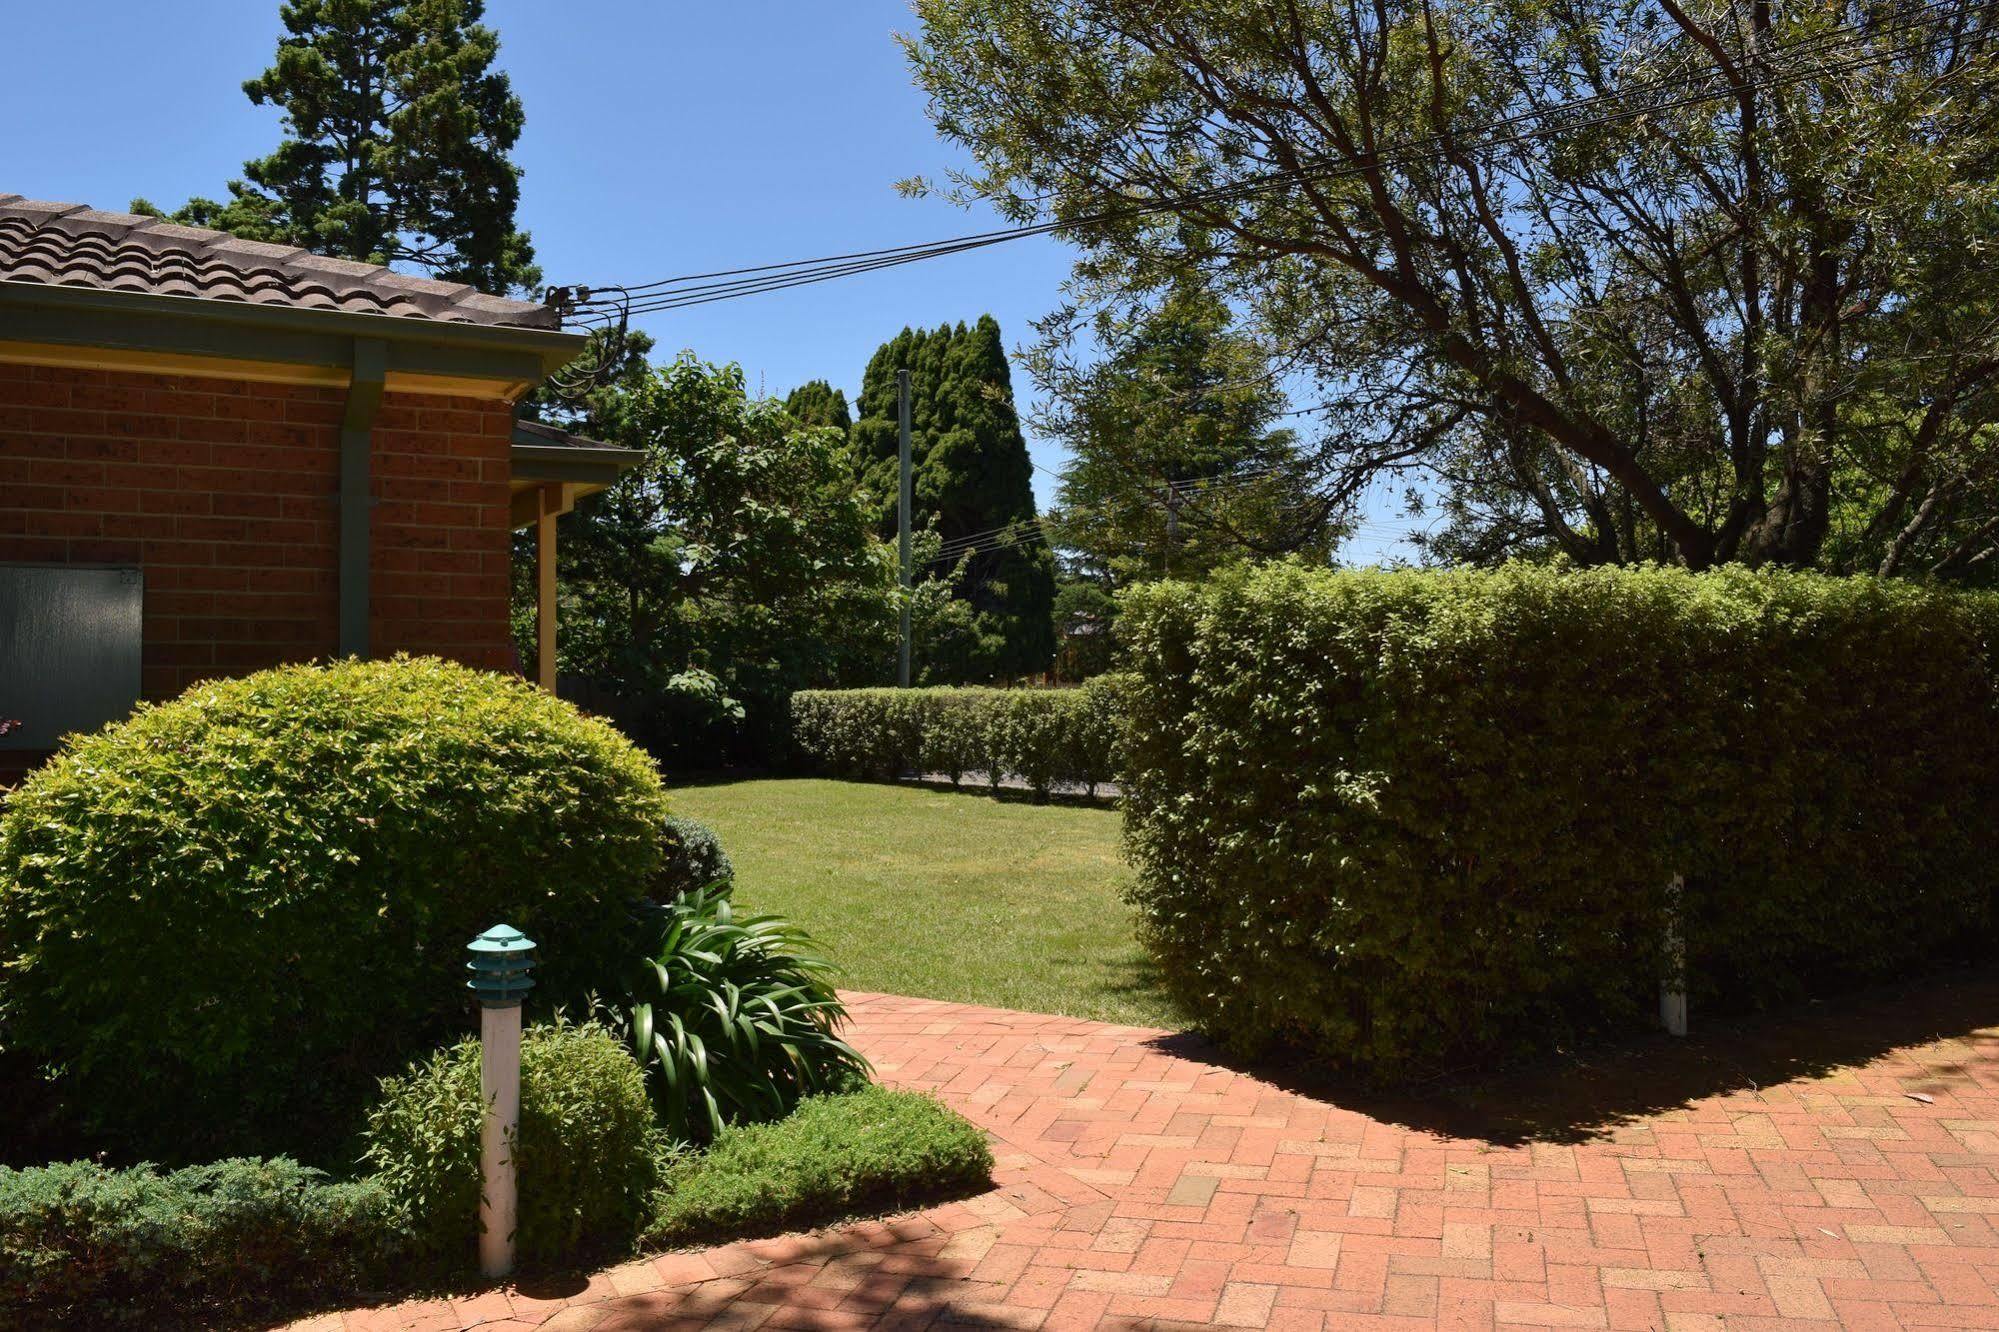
{"left": 467, "top": 924, "right": 536, "bottom": 1278}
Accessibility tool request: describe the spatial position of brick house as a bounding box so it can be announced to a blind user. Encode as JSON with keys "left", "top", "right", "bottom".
{"left": 0, "top": 195, "right": 639, "bottom": 777}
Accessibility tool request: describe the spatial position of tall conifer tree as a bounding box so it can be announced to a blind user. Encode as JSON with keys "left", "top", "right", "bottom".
{"left": 853, "top": 317, "right": 1055, "bottom": 680}
{"left": 137, "top": 0, "right": 538, "bottom": 293}
{"left": 783, "top": 380, "right": 854, "bottom": 432}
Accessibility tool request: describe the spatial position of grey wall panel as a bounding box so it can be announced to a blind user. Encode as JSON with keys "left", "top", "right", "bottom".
{"left": 0, "top": 565, "right": 144, "bottom": 750}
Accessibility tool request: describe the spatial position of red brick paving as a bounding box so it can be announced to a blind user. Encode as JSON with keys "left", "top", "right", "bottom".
{"left": 297, "top": 985, "right": 1999, "bottom": 1330}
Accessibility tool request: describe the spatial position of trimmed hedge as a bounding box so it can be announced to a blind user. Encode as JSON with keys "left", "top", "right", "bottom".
{"left": 789, "top": 677, "right": 1126, "bottom": 797}
{"left": 1119, "top": 564, "right": 1999, "bottom": 1077}
{"left": 364, "top": 1019, "right": 669, "bottom": 1269}
{"left": 0, "top": 1156, "right": 404, "bottom": 1327}
{"left": 645, "top": 1086, "right": 993, "bottom": 1247}
{"left": 0, "top": 656, "right": 672, "bottom": 1160}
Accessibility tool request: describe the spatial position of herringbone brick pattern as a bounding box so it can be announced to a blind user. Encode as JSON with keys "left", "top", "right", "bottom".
{"left": 301, "top": 981, "right": 1999, "bottom": 1330}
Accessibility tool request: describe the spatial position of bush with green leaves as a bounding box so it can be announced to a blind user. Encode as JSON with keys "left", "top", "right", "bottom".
{"left": 626, "top": 883, "right": 868, "bottom": 1142}
{"left": 363, "top": 1018, "right": 668, "bottom": 1268}
{"left": 646, "top": 1085, "right": 993, "bottom": 1247}
{"left": 789, "top": 678, "right": 1126, "bottom": 797}
{"left": 0, "top": 656, "right": 672, "bottom": 1160}
{"left": 0, "top": 1156, "right": 403, "bottom": 1327}
{"left": 1119, "top": 564, "right": 1999, "bottom": 1078}
{"left": 658, "top": 814, "right": 734, "bottom": 896}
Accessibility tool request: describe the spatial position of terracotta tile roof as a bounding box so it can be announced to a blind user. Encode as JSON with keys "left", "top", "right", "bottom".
{"left": 0, "top": 195, "right": 560, "bottom": 330}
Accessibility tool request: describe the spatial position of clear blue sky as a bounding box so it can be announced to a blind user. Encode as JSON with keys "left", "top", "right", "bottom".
{"left": 0, "top": 0, "right": 1417, "bottom": 560}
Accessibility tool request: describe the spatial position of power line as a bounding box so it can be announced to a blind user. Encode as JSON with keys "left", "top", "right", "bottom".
{"left": 562, "top": 4, "right": 1979, "bottom": 326}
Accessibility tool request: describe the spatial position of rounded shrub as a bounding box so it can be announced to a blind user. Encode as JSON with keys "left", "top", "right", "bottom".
{"left": 363, "top": 1019, "right": 668, "bottom": 1268}
{"left": 0, "top": 657, "right": 672, "bottom": 1159}
{"left": 658, "top": 814, "right": 734, "bottom": 896}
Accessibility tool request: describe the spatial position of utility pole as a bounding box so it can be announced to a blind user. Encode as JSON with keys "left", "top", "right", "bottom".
{"left": 1162, "top": 479, "right": 1182, "bottom": 579}
{"left": 897, "top": 369, "right": 913, "bottom": 687}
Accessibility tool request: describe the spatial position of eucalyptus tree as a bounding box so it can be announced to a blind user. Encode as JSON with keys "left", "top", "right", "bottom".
{"left": 907, "top": 0, "right": 1999, "bottom": 573}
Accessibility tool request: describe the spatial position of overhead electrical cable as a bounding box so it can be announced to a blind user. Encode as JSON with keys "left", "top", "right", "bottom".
{"left": 559, "top": 5, "right": 1981, "bottom": 327}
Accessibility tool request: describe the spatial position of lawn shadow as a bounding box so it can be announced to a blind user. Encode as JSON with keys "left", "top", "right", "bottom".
{"left": 1145, "top": 963, "right": 1999, "bottom": 1148}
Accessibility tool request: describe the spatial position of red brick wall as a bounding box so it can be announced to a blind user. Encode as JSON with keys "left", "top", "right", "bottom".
{"left": 1, "top": 360, "right": 519, "bottom": 739}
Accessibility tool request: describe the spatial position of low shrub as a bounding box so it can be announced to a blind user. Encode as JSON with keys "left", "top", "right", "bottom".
{"left": 645, "top": 1086, "right": 993, "bottom": 1247}
{"left": 1118, "top": 564, "right": 1999, "bottom": 1078}
{"left": 789, "top": 677, "right": 1126, "bottom": 797}
{"left": 0, "top": 1156, "right": 403, "bottom": 1327}
{"left": 363, "top": 1018, "right": 668, "bottom": 1269}
{"left": 0, "top": 657, "right": 671, "bottom": 1160}
{"left": 659, "top": 814, "right": 735, "bottom": 895}
{"left": 625, "top": 883, "right": 868, "bottom": 1142}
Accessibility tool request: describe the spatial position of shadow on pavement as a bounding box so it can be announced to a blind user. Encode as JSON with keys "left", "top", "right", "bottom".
{"left": 1147, "top": 963, "right": 1999, "bottom": 1148}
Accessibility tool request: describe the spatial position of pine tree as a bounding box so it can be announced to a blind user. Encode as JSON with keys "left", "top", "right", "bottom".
{"left": 852, "top": 317, "right": 1055, "bottom": 680}
{"left": 1042, "top": 277, "right": 1328, "bottom": 583}
{"left": 136, "top": 0, "right": 538, "bottom": 293}
{"left": 783, "top": 380, "right": 853, "bottom": 432}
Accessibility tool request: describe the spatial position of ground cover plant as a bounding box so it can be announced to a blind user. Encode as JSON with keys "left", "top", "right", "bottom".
{"left": 1119, "top": 563, "right": 1999, "bottom": 1078}
{"left": 646, "top": 1085, "right": 994, "bottom": 1247}
{"left": 0, "top": 1157, "right": 403, "bottom": 1327}
{"left": 667, "top": 778, "right": 1180, "bottom": 1027}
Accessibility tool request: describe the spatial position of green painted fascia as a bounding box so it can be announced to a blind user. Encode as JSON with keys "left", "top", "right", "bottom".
{"left": 0, "top": 278, "right": 585, "bottom": 383}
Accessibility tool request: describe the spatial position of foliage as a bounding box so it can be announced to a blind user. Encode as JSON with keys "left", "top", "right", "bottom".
{"left": 645, "top": 1086, "right": 993, "bottom": 1247}
{"left": 0, "top": 1157, "right": 403, "bottom": 1327}
{"left": 908, "top": 0, "right": 1999, "bottom": 576}
{"left": 670, "top": 778, "right": 1179, "bottom": 1028}
{"left": 852, "top": 318, "right": 1057, "bottom": 680}
{"left": 0, "top": 657, "right": 670, "bottom": 1160}
{"left": 625, "top": 883, "right": 868, "bottom": 1143}
{"left": 523, "top": 353, "right": 899, "bottom": 762}
{"left": 658, "top": 814, "right": 735, "bottom": 899}
{"left": 789, "top": 678, "right": 1126, "bottom": 797}
{"left": 1118, "top": 563, "right": 1999, "bottom": 1077}
{"left": 135, "top": 0, "right": 538, "bottom": 292}
{"left": 1039, "top": 275, "right": 1331, "bottom": 582}
{"left": 1053, "top": 579, "right": 1119, "bottom": 680}
{"left": 363, "top": 1019, "right": 668, "bottom": 1268}
{"left": 784, "top": 380, "right": 854, "bottom": 432}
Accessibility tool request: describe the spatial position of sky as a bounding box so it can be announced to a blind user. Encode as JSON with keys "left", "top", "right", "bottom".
{"left": 0, "top": 1, "right": 1418, "bottom": 561}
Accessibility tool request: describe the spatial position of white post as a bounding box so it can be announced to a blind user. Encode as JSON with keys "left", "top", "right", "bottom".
{"left": 467, "top": 922, "right": 535, "bottom": 1280}
{"left": 479, "top": 1000, "right": 523, "bottom": 1278}
{"left": 1661, "top": 874, "right": 1688, "bottom": 1037}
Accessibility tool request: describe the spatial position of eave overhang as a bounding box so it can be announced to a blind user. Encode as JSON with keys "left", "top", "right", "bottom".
{"left": 508, "top": 421, "right": 644, "bottom": 527}
{"left": 0, "top": 278, "right": 587, "bottom": 402}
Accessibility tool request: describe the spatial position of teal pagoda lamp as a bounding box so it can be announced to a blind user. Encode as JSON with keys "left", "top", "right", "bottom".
{"left": 467, "top": 923, "right": 536, "bottom": 1007}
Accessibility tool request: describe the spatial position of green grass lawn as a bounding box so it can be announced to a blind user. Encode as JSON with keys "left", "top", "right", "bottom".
{"left": 667, "top": 778, "right": 1185, "bottom": 1029}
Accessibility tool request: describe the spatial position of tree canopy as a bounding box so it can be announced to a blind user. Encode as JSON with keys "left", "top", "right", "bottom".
{"left": 1038, "top": 274, "right": 1332, "bottom": 583}
{"left": 524, "top": 353, "right": 897, "bottom": 755}
{"left": 907, "top": 0, "right": 1999, "bottom": 576}
{"left": 139, "top": 0, "right": 538, "bottom": 293}
{"left": 852, "top": 317, "right": 1057, "bottom": 678}
{"left": 784, "top": 380, "right": 855, "bottom": 433}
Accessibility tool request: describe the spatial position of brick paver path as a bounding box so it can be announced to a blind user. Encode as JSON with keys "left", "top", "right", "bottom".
{"left": 301, "top": 982, "right": 1999, "bottom": 1331}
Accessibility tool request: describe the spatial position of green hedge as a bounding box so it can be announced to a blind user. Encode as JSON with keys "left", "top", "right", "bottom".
{"left": 1119, "top": 564, "right": 1999, "bottom": 1077}
{"left": 0, "top": 656, "right": 672, "bottom": 1160}
{"left": 645, "top": 1085, "right": 993, "bottom": 1247}
{"left": 0, "top": 1157, "right": 404, "bottom": 1327}
{"left": 789, "top": 678, "right": 1126, "bottom": 797}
